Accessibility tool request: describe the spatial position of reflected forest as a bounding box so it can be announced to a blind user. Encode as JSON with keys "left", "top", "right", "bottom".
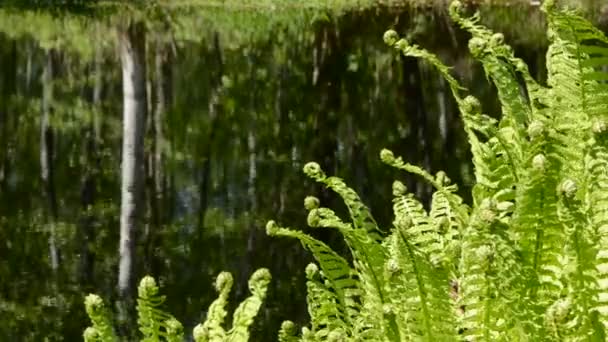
{"left": 1, "top": 0, "right": 608, "bottom": 341}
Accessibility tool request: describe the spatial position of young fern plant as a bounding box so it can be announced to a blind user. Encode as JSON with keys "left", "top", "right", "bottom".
{"left": 268, "top": 0, "right": 608, "bottom": 340}
{"left": 82, "top": 268, "right": 271, "bottom": 342}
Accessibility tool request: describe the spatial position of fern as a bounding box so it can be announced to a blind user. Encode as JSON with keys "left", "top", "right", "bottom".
{"left": 83, "top": 269, "right": 269, "bottom": 342}
{"left": 83, "top": 294, "right": 118, "bottom": 342}
{"left": 225, "top": 268, "right": 271, "bottom": 342}
{"left": 266, "top": 221, "right": 360, "bottom": 339}
{"left": 81, "top": 1, "right": 608, "bottom": 340}
{"left": 193, "top": 272, "right": 234, "bottom": 341}
{"left": 137, "top": 276, "right": 179, "bottom": 341}
{"left": 266, "top": 1, "right": 608, "bottom": 341}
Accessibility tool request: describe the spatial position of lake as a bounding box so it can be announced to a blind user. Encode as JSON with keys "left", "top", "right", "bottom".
{"left": 0, "top": 1, "right": 604, "bottom": 340}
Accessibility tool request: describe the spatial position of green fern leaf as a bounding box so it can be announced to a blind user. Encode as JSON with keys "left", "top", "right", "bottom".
{"left": 194, "top": 272, "right": 233, "bottom": 342}
{"left": 137, "top": 276, "right": 179, "bottom": 342}
{"left": 266, "top": 221, "right": 360, "bottom": 336}
{"left": 83, "top": 294, "right": 118, "bottom": 342}
{"left": 226, "top": 268, "right": 271, "bottom": 342}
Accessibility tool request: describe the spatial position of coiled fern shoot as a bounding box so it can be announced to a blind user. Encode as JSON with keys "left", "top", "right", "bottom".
{"left": 82, "top": 269, "right": 270, "bottom": 341}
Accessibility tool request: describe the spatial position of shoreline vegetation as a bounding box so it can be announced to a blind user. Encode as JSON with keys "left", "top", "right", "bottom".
{"left": 0, "top": 0, "right": 605, "bottom": 59}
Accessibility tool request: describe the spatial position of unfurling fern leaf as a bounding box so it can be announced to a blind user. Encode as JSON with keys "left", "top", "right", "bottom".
{"left": 266, "top": 220, "right": 360, "bottom": 338}
{"left": 83, "top": 269, "right": 270, "bottom": 342}
{"left": 83, "top": 294, "right": 118, "bottom": 342}
{"left": 388, "top": 180, "right": 458, "bottom": 340}
{"left": 137, "top": 276, "right": 180, "bottom": 342}
{"left": 193, "top": 269, "right": 271, "bottom": 342}
{"left": 303, "top": 163, "right": 397, "bottom": 340}
{"left": 278, "top": 321, "right": 299, "bottom": 342}
{"left": 304, "top": 263, "right": 347, "bottom": 340}
{"left": 226, "top": 268, "right": 271, "bottom": 342}
{"left": 165, "top": 318, "right": 184, "bottom": 342}
{"left": 193, "top": 271, "right": 233, "bottom": 342}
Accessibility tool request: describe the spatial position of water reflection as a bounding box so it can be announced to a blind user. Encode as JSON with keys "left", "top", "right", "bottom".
{"left": 0, "top": 3, "right": 592, "bottom": 340}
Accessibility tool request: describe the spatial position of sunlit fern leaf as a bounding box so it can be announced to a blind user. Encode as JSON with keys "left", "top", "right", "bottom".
{"left": 302, "top": 162, "right": 383, "bottom": 241}
{"left": 511, "top": 121, "right": 570, "bottom": 337}
{"left": 278, "top": 321, "right": 299, "bottom": 342}
{"left": 555, "top": 186, "right": 602, "bottom": 339}
{"left": 83, "top": 294, "right": 117, "bottom": 342}
{"left": 587, "top": 126, "right": 608, "bottom": 328}
{"left": 386, "top": 184, "right": 459, "bottom": 340}
{"left": 458, "top": 200, "right": 528, "bottom": 341}
{"left": 165, "top": 318, "right": 184, "bottom": 342}
{"left": 382, "top": 30, "right": 518, "bottom": 204}
{"left": 137, "top": 276, "right": 180, "bottom": 342}
{"left": 449, "top": 1, "right": 533, "bottom": 133}
{"left": 383, "top": 29, "right": 466, "bottom": 102}
{"left": 543, "top": 0, "right": 608, "bottom": 122}
{"left": 379, "top": 149, "right": 441, "bottom": 189}
{"left": 304, "top": 263, "right": 348, "bottom": 340}
{"left": 429, "top": 187, "right": 464, "bottom": 270}
{"left": 389, "top": 181, "right": 442, "bottom": 266}
{"left": 305, "top": 205, "right": 393, "bottom": 340}
{"left": 266, "top": 220, "right": 359, "bottom": 334}
{"left": 380, "top": 150, "right": 469, "bottom": 266}
{"left": 193, "top": 272, "right": 233, "bottom": 342}
{"left": 226, "top": 268, "right": 271, "bottom": 342}
{"left": 543, "top": 1, "right": 608, "bottom": 184}
{"left": 302, "top": 163, "right": 398, "bottom": 339}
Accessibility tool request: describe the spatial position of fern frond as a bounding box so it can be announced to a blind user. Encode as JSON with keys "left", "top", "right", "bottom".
{"left": 383, "top": 29, "right": 466, "bottom": 102}
{"left": 389, "top": 181, "right": 443, "bottom": 267}
{"left": 429, "top": 186, "right": 466, "bottom": 271}
{"left": 301, "top": 165, "right": 396, "bottom": 339}
{"left": 194, "top": 272, "right": 233, "bottom": 342}
{"left": 543, "top": 0, "right": 608, "bottom": 124}
{"left": 137, "top": 276, "right": 179, "bottom": 342}
{"left": 555, "top": 184, "right": 601, "bottom": 339}
{"left": 304, "top": 263, "right": 348, "bottom": 340}
{"left": 587, "top": 127, "right": 608, "bottom": 328}
{"left": 165, "top": 318, "right": 184, "bottom": 342}
{"left": 307, "top": 206, "right": 398, "bottom": 340}
{"left": 383, "top": 31, "right": 518, "bottom": 205}
{"left": 83, "top": 294, "right": 117, "bottom": 342}
{"left": 303, "top": 162, "right": 383, "bottom": 241}
{"left": 385, "top": 183, "right": 459, "bottom": 340}
{"left": 458, "top": 199, "right": 528, "bottom": 340}
{"left": 226, "top": 268, "right": 271, "bottom": 342}
{"left": 278, "top": 321, "right": 299, "bottom": 342}
{"left": 381, "top": 149, "right": 469, "bottom": 267}
{"left": 449, "top": 0, "right": 533, "bottom": 139}
{"left": 511, "top": 124, "right": 570, "bottom": 337}
{"left": 266, "top": 220, "right": 359, "bottom": 334}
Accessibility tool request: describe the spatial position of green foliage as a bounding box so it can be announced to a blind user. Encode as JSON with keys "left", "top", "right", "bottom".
{"left": 83, "top": 294, "right": 118, "bottom": 342}
{"left": 136, "top": 276, "right": 183, "bottom": 341}
{"left": 83, "top": 269, "right": 270, "bottom": 341}
{"left": 193, "top": 268, "right": 272, "bottom": 342}
{"left": 267, "top": 1, "right": 608, "bottom": 340}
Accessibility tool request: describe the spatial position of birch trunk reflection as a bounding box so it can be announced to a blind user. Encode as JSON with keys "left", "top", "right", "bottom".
{"left": 118, "top": 21, "right": 147, "bottom": 298}
{"left": 41, "top": 49, "right": 59, "bottom": 272}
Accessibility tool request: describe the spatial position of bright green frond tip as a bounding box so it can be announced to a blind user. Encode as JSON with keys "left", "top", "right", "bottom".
{"left": 303, "top": 162, "right": 326, "bottom": 180}
{"left": 83, "top": 268, "right": 270, "bottom": 342}
{"left": 83, "top": 294, "right": 117, "bottom": 342}
{"left": 304, "top": 196, "right": 320, "bottom": 211}
{"left": 138, "top": 275, "right": 159, "bottom": 299}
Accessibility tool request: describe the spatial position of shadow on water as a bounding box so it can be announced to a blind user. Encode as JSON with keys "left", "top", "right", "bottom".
{"left": 0, "top": 1, "right": 606, "bottom": 340}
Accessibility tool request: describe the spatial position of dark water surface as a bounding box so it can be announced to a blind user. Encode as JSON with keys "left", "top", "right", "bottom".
{"left": 0, "top": 3, "right": 600, "bottom": 340}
